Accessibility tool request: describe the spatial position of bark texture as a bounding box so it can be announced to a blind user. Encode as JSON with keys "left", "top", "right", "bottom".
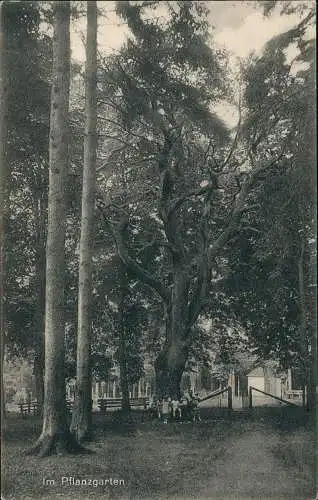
{"left": 298, "top": 238, "right": 317, "bottom": 412}
{"left": 0, "top": 2, "right": 8, "bottom": 422}
{"left": 108, "top": 129, "right": 260, "bottom": 400}
{"left": 102, "top": 111, "right": 281, "bottom": 399}
{"left": 27, "top": 1, "right": 84, "bottom": 457}
{"left": 32, "top": 198, "right": 46, "bottom": 411}
{"left": 118, "top": 266, "right": 131, "bottom": 418}
{"left": 70, "top": 1, "right": 97, "bottom": 442}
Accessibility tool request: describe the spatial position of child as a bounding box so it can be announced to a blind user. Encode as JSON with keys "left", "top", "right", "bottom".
{"left": 161, "top": 398, "right": 169, "bottom": 424}
{"left": 171, "top": 398, "right": 180, "bottom": 420}
{"left": 156, "top": 398, "right": 161, "bottom": 419}
{"left": 191, "top": 392, "right": 201, "bottom": 423}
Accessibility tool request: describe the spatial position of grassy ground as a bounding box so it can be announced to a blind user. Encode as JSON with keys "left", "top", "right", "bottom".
{"left": 1, "top": 408, "right": 316, "bottom": 500}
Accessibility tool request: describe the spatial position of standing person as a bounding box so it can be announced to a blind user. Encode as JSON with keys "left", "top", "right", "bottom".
{"left": 185, "top": 389, "right": 198, "bottom": 422}
{"left": 149, "top": 397, "right": 157, "bottom": 420}
{"left": 189, "top": 391, "right": 201, "bottom": 422}
{"left": 168, "top": 397, "right": 172, "bottom": 419}
{"left": 171, "top": 398, "right": 180, "bottom": 420}
{"left": 161, "top": 398, "right": 169, "bottom": 424}
{"left": 179, "top": 393, "right": 187, "bottom": 421}
{"left": 141, "top": 396, "right": 151, "bottom": 422}
{"left": 183, "top": 390, "right": 193, "bottom": 421}
{"left": 156, "top": 398, "right": 161, "bottom": 419}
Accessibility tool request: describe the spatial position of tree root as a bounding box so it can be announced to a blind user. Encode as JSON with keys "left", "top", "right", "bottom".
{"left": 71, "top": 427, "right": 94, "bottom": 444}
{"left": 25, "top": 431, "right": 94, "bottom": 457}
{"left": 70, "top": 412, "right": 93, "bottom": 443}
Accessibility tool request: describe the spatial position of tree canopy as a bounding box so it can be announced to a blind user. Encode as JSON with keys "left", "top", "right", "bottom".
{"left": 3, "top": 0, "right": 316, "bottom": 408}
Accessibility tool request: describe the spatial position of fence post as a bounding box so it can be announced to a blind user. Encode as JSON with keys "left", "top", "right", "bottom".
{"left": 249, "top": 386, "right": 253, "bottom": 409}
{"left": 228, "top": 386, "right": 232, "bottom": 410}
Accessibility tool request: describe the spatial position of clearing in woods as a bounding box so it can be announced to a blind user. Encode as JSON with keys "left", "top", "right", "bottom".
{"left": 1, "top": 407, "right": 316, "bottom": 499}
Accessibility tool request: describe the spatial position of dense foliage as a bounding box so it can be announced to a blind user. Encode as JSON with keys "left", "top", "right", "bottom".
{"left": 3, "top": 1, "right": 316, "bottom": 401}
{"left": 226, "top": 5, "right": 315, "bottom": 375}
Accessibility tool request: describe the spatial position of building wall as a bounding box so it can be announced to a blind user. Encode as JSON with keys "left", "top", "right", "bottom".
{"left": 248, "top": 375, "right": 264, "bottom": 392}
{"left": 273, "top": 377, "right": 282, "bottom": 397}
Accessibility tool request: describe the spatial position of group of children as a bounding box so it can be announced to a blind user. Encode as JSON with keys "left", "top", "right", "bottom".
{"left": 145, "top": 390, "right": 201, "bottom": 423}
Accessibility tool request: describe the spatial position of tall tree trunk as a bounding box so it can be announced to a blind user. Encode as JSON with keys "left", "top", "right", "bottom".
{"left": 28, "top": 1, "right": 83, "bottom": 457}
{"left": 298, "top": 237, "right": 317, "bottom": 410}
{"left": 33, "top": 349, "right": 44, "bottom": 410}
{"left": 308, "top": 247, "right": 317, "bottom": 413}
{"left": 155, "top": 345, "right": 186, "bottom": 400}
{"left": 155, "top": 270, "right": 190, "bottom": 399}
{"left": 33, "top": 274, "right": 45, "bottom": 413}
{"left": 118, "top": 265, "right": 131, "bottom": 417}
{"left": 299, "top": 237, "right": 317, "bottom": 412}
{"left": 298, "top": 238, "right": 309, "bottom": 409}
{"left": 70, "top": 0, "right": 97, "bottom": 442}
{"left": 33, "top": 269, "right": 45, "bottom": 413}
{"left": 0, "top": 1, "right": 8, "bottom": 423}
{"left": 308, "top": 323, "right": 317, "bottom": 413}
{"left": 32, "top": 200, "right": 46, "bottom": 412}
{"left": 118, "top": 325, "right": 131, "bottom": 416}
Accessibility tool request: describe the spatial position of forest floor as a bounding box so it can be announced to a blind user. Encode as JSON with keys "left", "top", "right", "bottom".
{"left": 1, "top": 407, "right": 316, "bottom": 500}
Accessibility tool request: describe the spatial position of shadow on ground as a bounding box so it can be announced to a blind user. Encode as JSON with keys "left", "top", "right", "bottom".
{"left": 2, "top": 407, "right": 316, "bottom": 500}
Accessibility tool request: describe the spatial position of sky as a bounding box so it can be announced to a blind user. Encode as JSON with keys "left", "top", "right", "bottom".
{"left": 70, "top": 1, "right": 314, "bottom": 127}
{"left": 71, "top": 1, "right": 311, "bottom": 61}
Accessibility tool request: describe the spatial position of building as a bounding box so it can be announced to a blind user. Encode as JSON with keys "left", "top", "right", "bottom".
{"left": 245, "top": 364, "right": 303, "bottom": 405}
{"left": 247, "top": 365, "right": 284, "bottom": 398}
{"left": 66, "top": 363, "right": 215, "bottom": 409}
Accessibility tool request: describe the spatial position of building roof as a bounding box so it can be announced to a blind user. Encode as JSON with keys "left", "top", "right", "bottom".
{"left": 247, "top": 367, "right": 264, "bottom": 377}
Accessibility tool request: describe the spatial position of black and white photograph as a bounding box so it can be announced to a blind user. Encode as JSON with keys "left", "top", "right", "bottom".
{"left": 0, "top": 1, "right": 316, "bottom": 499}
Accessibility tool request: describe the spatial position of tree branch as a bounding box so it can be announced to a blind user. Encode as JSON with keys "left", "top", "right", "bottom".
{"left": 168, "top": 182, "right": 216, "bottom": 216}
{"left": 98, "top": 115, "right": 157, "bottom": 145}
{"left": 208, "top": 152, "right": 285, "bottom": 262}
{"left": 135, "top": 236, "right": 175, "bottom": 256}
{"left": 113, "top": 218, "right": 170, "bottom": 303}
{"left": 187, "top": 189, "right": 213, "bottom": 327}
{"left": 98, "top": 202, "right": 169, "bottom": 303}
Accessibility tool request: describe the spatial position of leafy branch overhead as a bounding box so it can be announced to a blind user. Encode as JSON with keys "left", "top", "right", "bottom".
{"left": 4, "top": 0, "right": 316, "bottom": 406}
{"left": 91, "top": 0, "right": 314, "bottom": 399}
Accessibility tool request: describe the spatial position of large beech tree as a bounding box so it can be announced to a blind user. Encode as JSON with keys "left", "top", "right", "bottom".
{"left": 97, "top": 1, "right": 291, "bottom": 399}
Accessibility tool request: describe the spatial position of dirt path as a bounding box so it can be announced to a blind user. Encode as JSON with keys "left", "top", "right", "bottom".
{"left": 196, "top": 426, "right": 313, "bottom": 500}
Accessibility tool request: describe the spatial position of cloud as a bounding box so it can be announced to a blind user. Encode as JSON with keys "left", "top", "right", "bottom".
{"left": 214, "top": 10, "right": 302, "bottom": 59}
{"left": 214, "top": 100, "right": 239, "bottom": 130}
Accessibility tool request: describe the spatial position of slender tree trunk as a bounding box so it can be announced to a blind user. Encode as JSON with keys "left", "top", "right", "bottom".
{"left": 309, "top": 262, "right": 317, "bottom": 413}
{"left": 118, "top": 265, "right": 131, "bottom": 417}
{"left": 70, "top": 0, "right": 97, "bottom": 442}
{"left": 298, "top": 239, "right": 310, "bottom": 409}
{"left": 299, "top": 237, "right": 317, "bottom": 412}
{"left": 33, "top": 351, "right": 44, "bottom": 410}
{"left": 309, "top": 324, "right": 317, "bottom": 413}
{"left": 32, "top": 203, "right": 46, "bottom": 412}
{"left": 33, "top": 275, "right": 45, "bottom": 413}
{"left": 33, "top": 270, "right": 45, "bottom": 414}
{"left": 118, "top": 325, "right": 131, "bottom": 416}
{"left": 0, "top": 1, "right": 8, "bottom": 423}
{"left": 28, "top": 2, "right": 84, "bottom": 457}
